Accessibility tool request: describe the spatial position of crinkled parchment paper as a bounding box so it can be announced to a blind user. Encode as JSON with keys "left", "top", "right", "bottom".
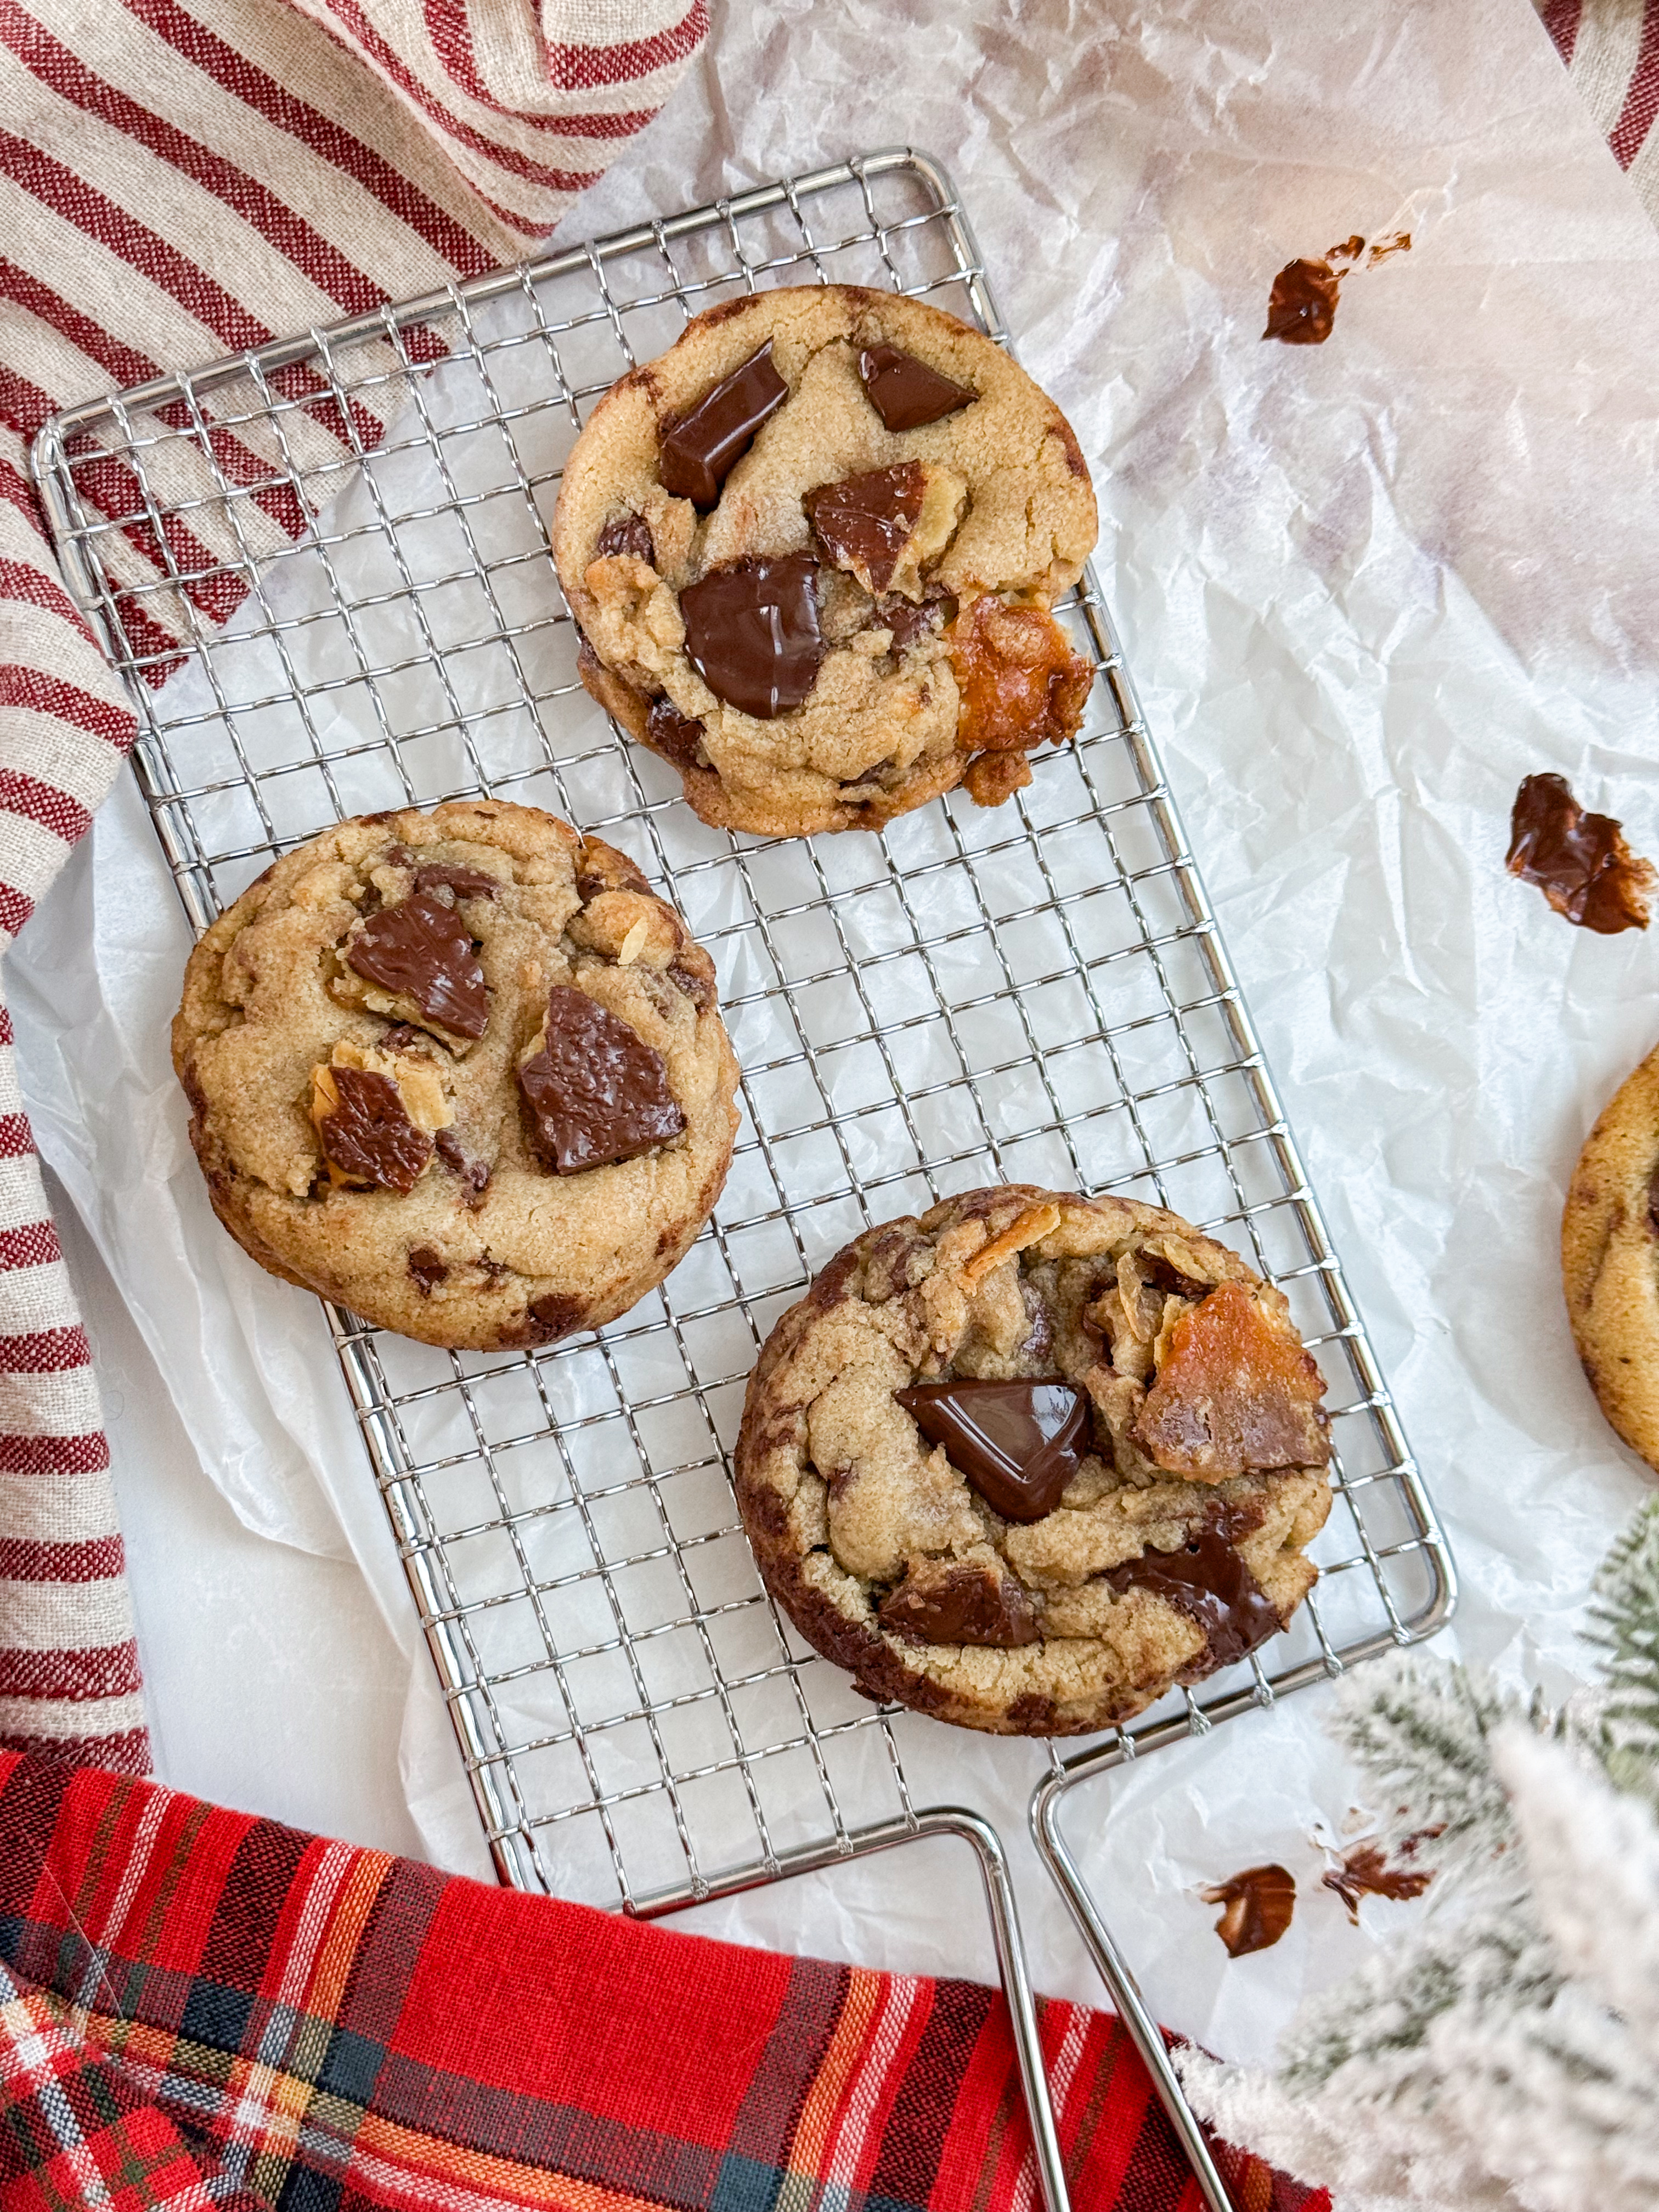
{"left": 13, "top": 0, "right": 1659, "bottom": 2052}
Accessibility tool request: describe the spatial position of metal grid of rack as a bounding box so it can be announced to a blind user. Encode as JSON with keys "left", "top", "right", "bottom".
{"left": 35, "top": 150, "right": 1454, "bottom": 2212}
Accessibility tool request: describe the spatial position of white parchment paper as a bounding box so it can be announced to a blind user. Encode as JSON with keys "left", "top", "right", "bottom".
{"left": 13, "top": 0, "right": 1659, "bottom": 2058}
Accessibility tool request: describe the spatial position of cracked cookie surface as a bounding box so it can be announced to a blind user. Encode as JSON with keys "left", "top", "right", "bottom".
{"left": 554, "top": 287, "right": 1097, "bottom": 837}
{"left": 172, "top": 800, "right": 740, "bottom": 1350}
{"left": 1563, "top": 1036, "right": 1659, "bottom": 1472}
{"left": 733, "top": 1186, "right": 1333, "bottom": 1735}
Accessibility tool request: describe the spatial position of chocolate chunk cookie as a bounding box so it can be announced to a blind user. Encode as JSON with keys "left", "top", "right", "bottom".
{"left": 1563, "top": 1037, "right": 1659, "bottom": 1471}
{"left": 172, "top": 802, "right": 740, "bottom": 1350}
{"left": 554, "top": 287, "right": 1097, "bottom": 837}
{"left": 733, "top": 1186, "right": 1333, "bottom": 1736}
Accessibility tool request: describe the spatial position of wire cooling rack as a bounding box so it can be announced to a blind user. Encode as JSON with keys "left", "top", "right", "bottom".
{"left": 35, "top": 149, "right": 1454, "bottom": 2212}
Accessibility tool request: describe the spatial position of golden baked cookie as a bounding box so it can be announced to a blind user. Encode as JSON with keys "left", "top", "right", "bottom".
{"left": 1563, "top": 1037, "right": 1659, "bottom": 1472}
{"left": 554, "top": 286, "right": 1098, "bottom": 837}
{"left": 733, "top": 1186, "right": 1333, "bottom": 1736}
{"left": 172, "top": 801, "right": 740, "bottom": 1350}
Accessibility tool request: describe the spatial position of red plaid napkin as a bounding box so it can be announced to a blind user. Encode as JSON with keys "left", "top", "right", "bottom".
{"left": 0, "top": 1752, "right": 1323, "bottom": 2212}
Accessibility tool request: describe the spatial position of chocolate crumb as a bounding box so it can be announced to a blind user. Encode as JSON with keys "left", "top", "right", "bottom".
{"left": 408, "top": 1245, "right": 448, "bottom": 1295}
{"left": 433, "top": 1127, "right": 490, "bottom": 1204}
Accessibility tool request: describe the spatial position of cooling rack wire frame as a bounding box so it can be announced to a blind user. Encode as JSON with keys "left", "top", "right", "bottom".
{"left": 33, "top": 149, "right": 1455, "bottom": 2212}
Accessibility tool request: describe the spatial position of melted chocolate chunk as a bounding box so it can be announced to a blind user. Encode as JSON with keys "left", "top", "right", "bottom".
{"left": 433, "top": 1127, "right": 490, "bottom": 1203}
{"left": 413, "top": 861, "right": 500, "bottom": 902}
{"left": 526, "top": 1291, "right": 586, "bottom": 1341}
{"left": 878, "top": 1558, "right": 1039, "bottom": 1647}
{"left": 1104, "top": 1505, "right": 1282, "bottom": 1669}
{"left": 659, "top": 342, "right": 788, "bottom": 508}
{"left": 895, "top": 1378, "right": 1087, "bottom": 1523}
{"left": 880, "top": 587, "right": 957, "bottom": 655}
{"left": 317, "top": 1066, "right": 432, "bottom": 1193}
{"left": 1200, "top": 1864, "right": 1296, "bottom": 1957}
{"left": 379, "top": 1024, "right": 422, "bottom": 1052}
{"left": 1322, "top": 1840, "right": 1434, "bottom": 1924}
{"left": 666, "top": 960, "right": 714, "bottom": 1011}
{"left": 595, "top": 512, "right": 656, "bottom": 565}
{"left": 679, "top": 554, "right": 825, "bottom": 720}
{"left": 1263, "top": 257, "right": 1342, "bottom": 344}
{"left": 1506, "top": 772, "right": 1654, "bottom": 934}
{"left": 804, "top": 464, "right": 926, "bottom": 594}
{"left": 646, "top": 693, "right": 709, "bottom": 771}
{"left": 347, "top": 891, "right": 488, "bottom": 1040}
{"left": 1649, "top": 1161, "right": 1659, "bottom": 1237}
{"left": 407, "top": 1244, "right": 448, "bottom": 1294}
{"left": 517, "top": 985, "right": 686, "bottom": 1175}
{"left": 858, "top": 344, "right": 975, "bottom": 432}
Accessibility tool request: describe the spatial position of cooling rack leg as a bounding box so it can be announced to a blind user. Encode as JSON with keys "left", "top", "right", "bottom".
{"left": 1030, "top": 1774, "right": 1239, "bottom": 2212}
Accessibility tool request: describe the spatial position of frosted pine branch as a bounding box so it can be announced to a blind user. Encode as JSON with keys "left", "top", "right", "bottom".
{"left": 1586, "top": 1494, "right": 1659, "bottom": 1808}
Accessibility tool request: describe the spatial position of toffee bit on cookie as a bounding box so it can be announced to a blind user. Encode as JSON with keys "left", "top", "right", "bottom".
{"left": 1506, "top": 772, "right": 1654, "bottom": 934}
{"left": 311, "top": 1063, "right": 433, "bottom": 1194}
{"left": 346, "top": 890, "right": 489, "bottom": 1040}
{"left": 1201, "top": 1864, "right": 1296, "bottom": 1957}
{"left": 517, "top": 985, "right": 686, "bottom": 1176}
{"left": 879, "top": 1557, "right": 1039, "bottom": 1646}
{"left": 857, "top": 344, "right": 976, "bottom": 432}
{"left": 1133, "top": 1280, "right": 1330, "bottom": 1481}
{"left": 659, "top": 341, "right": 788, "bottom": 509}
{"left": 960, "top": 1200, "right": 1062, "bottom": 1287}
{"left": 950, "top": 596, "right": 1092, "bottom": 782}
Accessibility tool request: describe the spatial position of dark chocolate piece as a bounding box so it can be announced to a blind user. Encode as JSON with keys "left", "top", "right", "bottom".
{"left": 1263, "top": 257, "right": 1342, "bottom": 343}
{"left": 679, "top": 554, "right": 825, "bottom": 720}
{"left": 1200, "top": 1864, "right": 1296, "bottom": 1957}
{"left": 1506, "top": 772, "right": 1654, "bottom": 935}
{"left": 878, "top": 1558, "right": 1039, "bottom": 1647}
{"left": 527, "top": 1291, "right": 585, "bottom": 1341}
{"left": 858, "top": 344, "right": 975, "bottom": 432}
{"left": 879, "top": 586, "right": 957, "bottom": 655}
{"left": 1649, "top": 1161, "right": 1659, "bottom": 1237}
{"left": 595, "top": 512, "right": 656, "bottom": 565}
{"left": 517, "top": 985, "right": 686, "bottom": 1175}
{"left": 804, "top": 464, "right": 926, "bottom": 594}
{"left": 659, "top": 342, "right": 788, "bottom": 508}
{"left": 413, "top": 861, "right": 500, "bottom": 902}
{"left": 1134, "top": 1279, "right": 1330, "bottom": 1479}
{"left": 1104, "top": 1504, "right": 1282, "bottom": 1669}
{"left": 666, "top": 960, "right": 714, "bottom": 1011}
{"left": 646, "top": 693, "right": 708, "bottom": 771}
{"left": 346, "top": 891, "right": 488, "bottom": 1040}
{"left": 1322, "top": 1839, "right": 1434, "bottom": 1924}
{"left": 408, "top": 1244, "right": 448, "bottom": 1294}
{"left": 317, "top": 1066, "right": 432, "bottom": 1194}
{"left": 895, "top": 1378, "right": 1087, "bottom": 1523}
{"left": 433, "top": 1128, "right": 490, "bottom": 1203}
{"left": 379, "top": 1024, "right": 422, "bottom": 1052}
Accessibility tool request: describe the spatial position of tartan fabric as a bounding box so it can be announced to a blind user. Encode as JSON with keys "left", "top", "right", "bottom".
{"left": 0, "top": 0, "right": 704, "bottom": 1773}
{"left": 0, "top": 1752, "right": 1324, "bottom": 2212}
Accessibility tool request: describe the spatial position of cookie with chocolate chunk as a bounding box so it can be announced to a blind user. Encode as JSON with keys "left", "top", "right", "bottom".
{"left": 172, "top": 801, "right": 739, "bottom": 1350}
{"left": 554, "top": 287, "right": 1097, "bottom": 837}
{"left": 1563, "top": 1037, "right": 1659, "bottom": 1473}
{"left": 733, "top": 1186, "right": 1333, "bottom": 1736}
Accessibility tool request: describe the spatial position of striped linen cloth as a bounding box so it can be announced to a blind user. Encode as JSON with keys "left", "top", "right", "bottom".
{"left": 1542, "top": 0, "right": 1659, "bottom": 214}
{"left": 0, "top": 0, "right": 703, "bottom": 1774}
{"left": 0, "top": 1750, "right": 1326, "bottom": 2212}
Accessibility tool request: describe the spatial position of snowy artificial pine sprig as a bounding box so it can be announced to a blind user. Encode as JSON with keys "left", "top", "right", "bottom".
{"left": 1177, "top": 1495, "right": 1659, "bottom": 2212}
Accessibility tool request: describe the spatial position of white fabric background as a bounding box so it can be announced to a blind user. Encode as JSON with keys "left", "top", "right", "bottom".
{"left": 13, "top": 0, "right": 1659, "bottom": 2058}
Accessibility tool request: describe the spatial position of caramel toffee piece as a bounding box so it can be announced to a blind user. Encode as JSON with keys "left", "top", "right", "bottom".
{"left": 896, "top": 1378, "right": 1087, "bottom": 1523}
{"left": 1134, "top": 1280, "right": 1329, "bottom": 1480}
{"left": 858, "top": 343, "right": 975, "bottom": 431}
{"left": 1104, "top": 1505, "right": 1282, "bottom": 1669}
{"left": 680, "top": 554, "right": 825, "bottom": 719}
{"left": 518, "top": 984, "right": 686, "bottom": 1175}
{"left": 951, "top": 595, "right": 1092, "bottom": 757}
{"left": 804, "top": 464, "right": 926, "bottom": 595}
{"left": 878, "top": 1558, "right": 1039, "bottom": 1647}
{"left": 658, "top": 342, "right": 788, "bottom": 509}
{"left": 594, "top": 512, "right": 655, "bottom": 565}
{"left": 346, "top": 890, "right": 488, "bottom": 1041}
{"left": 315, "top": 1065, "right": 432, "bottom": 1193}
